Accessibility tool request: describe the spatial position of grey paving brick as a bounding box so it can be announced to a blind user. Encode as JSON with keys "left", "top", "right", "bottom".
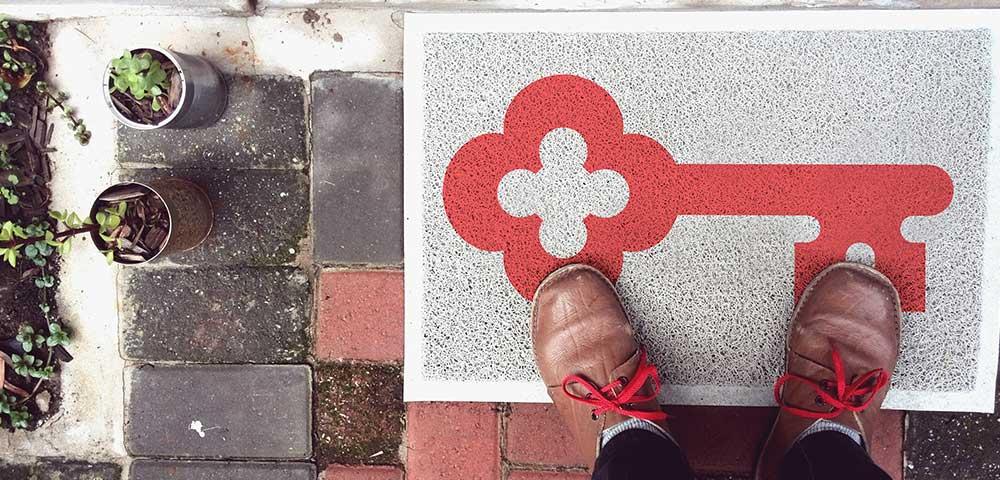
{"left": 311, "top": 72, "right": 402, "bottom": 264}
{"left": 129, "top": 460, "right": 314, "bottom": 480}
{"left": 120, "top": 266, "right": 310, "bottom": 363}
{"left": 126, "top": 364, "right": 312, "bottom": 459}
{"left": 0, "top": 460, "right": 121, "bottom": 479}
{"left": 120, "top": 168, "right": 309, "bottom": 266}
{"left": 118, "top": 75, "right": 306, "bottom": 170}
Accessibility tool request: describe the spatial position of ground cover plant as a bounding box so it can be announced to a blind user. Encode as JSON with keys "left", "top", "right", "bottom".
{"left": 0, "top": 17, "right": 91, "bottom": 430}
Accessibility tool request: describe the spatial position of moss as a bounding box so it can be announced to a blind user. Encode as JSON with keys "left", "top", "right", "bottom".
{"left": 314, "top": 362, "right": 405, "bottom": 469}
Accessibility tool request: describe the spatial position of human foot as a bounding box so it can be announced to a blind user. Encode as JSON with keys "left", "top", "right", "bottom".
{"left": 531, "top": 264, "right": 668, "bottom": 467}
{"left": 755, "top": 262, "right": 901, "bottom": 480}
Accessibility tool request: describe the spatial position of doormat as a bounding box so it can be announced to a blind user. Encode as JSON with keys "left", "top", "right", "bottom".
{"left": 403, "top": 11, "right": 1000, "bottom": 412}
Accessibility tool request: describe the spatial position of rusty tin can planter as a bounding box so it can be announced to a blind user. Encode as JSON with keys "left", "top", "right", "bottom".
{"left": 89, "top": 178, "right": 214, "bottom": 265}
{"left": 104, "top": 46, "right": 228, "bottom": 130}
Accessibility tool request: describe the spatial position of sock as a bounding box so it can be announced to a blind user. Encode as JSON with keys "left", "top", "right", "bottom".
{"left": 795, "top": 419, "right": 864, "bottom": 447}
{"left": 600, "top": 417, "right": 677, "bottom": 448}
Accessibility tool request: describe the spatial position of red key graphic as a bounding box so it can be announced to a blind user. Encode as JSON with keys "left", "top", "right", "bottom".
{"left": 443, "top": 75, "right": 953, "bottom": 312}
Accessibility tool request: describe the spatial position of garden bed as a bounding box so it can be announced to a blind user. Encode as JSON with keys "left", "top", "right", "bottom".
{"left": 0, "top": 19, "right": 78, "bottom": 431}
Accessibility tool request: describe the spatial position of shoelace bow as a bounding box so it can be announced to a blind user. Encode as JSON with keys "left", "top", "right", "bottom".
{"left": 562, "top": 350, "right": 668, "bottom": 421}
{"left": 774, "top": 347, "right": 890, "bottom": 420}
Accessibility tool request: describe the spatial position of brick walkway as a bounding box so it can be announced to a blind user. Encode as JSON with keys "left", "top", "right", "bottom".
{"left": 103, "top": 61, "right": 986, "bottom": 480}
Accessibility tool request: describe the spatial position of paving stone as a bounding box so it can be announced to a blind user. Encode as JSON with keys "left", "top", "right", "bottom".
{"left": 130, "top": 460, "right": 315, "bottom": 480}
{"left": 405, "top": 402, "right": 500, "bottom": 480}
{"left": 0, "top": 460, "right": 121, "bottom": 479}
{"left": 906, "top": 401, "right": 1000, "bottom": 478}
{"left": 670, "top": 406, "right": 776, "bottom": 476}
{"left": 670, "top": 406, "right": 902, "bottom": 479}
{"left": 118, "top": 75, "right": 306, "bottom": 170}
{"left": 316, "top": 270, "right": 403, "bottom": 362}
{"left": 505, "top": 404, "right": 586, "bottom": 467}
{"left": 321, "top": 465, "right": 404, "bottom": 480}
{"left": 126, "top": 364, "right": 311, "bottom": 459}
{"left": 508, "top": 471, "right": 589, "bottom": 480}
{"left": 120, "top": 168, "right": 309, "bottom": 266}
{"left": 121, "top": 266, "right": 310, "bottom": 363}
{"left": 311, "top": 72, "right": 402, "bottom": 264}
{"left": 315, "top": 362, "right": 404, "bottom": 468}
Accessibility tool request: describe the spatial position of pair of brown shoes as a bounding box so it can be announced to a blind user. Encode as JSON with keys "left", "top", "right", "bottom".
{"left": 531, "top": 262, "right": 901, "bottom": 480}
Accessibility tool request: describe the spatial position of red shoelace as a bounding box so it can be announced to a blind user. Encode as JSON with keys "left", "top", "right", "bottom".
{"left": 562, "top": 350, "right": 668, "bottom": 421}
{"left": 774, "top": 347, "right": 890, "bottom": 420}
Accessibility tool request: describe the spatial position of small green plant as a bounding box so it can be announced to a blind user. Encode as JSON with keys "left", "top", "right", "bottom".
{"left": 15, "top": 23, "right": 30, "bottom": 42}
{"left": 10, "top": 353, "right": 51, "bottom": 379}
{"left": 36, "top": 81, "right": 91, "bottom": 145}
{"left": 0, "top": 392, "right": 30, "bottom": 429}
{"left": 109, "top": 50, "right": 170, "bottom": 112}
{"left": 15, "top": 325, "right": 43, "bottom": 353}
{"left": 0, "top": 203, "right": 124, "bottom": 267}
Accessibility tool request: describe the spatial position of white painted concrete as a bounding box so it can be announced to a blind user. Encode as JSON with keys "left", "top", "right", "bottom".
{"left": 258, "top": 0, "right": 1000, "bottom": 13}
{"left": 2, "top": 1, "right": 252, "bottom": 21}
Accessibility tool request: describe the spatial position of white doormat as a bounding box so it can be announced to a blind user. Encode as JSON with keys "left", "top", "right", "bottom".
{"left": 403, "top": 10, "right": 1000, "bottom": 413}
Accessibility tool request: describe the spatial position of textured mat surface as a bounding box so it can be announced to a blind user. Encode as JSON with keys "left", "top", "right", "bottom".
{"left": 403, "top": 11, "right": 1000, "bottom": 412}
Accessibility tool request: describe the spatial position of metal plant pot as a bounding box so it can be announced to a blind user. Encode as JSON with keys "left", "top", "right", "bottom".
{"left": 104, "top": 46, "right": 227, "bottom": 130}
{"left": 89, "top": 178, "right": 214, "bottom": 265}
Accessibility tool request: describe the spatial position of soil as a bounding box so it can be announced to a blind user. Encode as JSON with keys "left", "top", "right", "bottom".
{"left": 0, "top": 22, "right": 65, "bottom": 430}
{"left": 314, "top": 362, "right": 405, "bottom": 469}
{"left": 108, "top": 49, "right": 181, "bottom": 126}
{"left": 92, "top": 183, "right": 169, "bottom": 264}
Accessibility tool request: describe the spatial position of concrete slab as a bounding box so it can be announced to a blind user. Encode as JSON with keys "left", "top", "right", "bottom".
{"left": 312, "top": 72, "right": 403, "bottom": 265}
{"left": 125, "top": 364, "right": 312, "bottom": 459}
{"left": 0, "top": 460, "right": 121, "bottom": 479}
{"left": 130, "top": 459, "right": 315, "bottom": 480}
{"left": 47, "top": 12, "right": 402, "bottom": 79}
{"left": 118, "top": 75, "right": 307, "bottom": 170}
{"left": 2, "top": 1, "right": 251, "bottom": 21}
{"left": 120, "top": 266, "right": 311, "bottom": 363}
{"left": 403, "top": 11, "right": 1000, "bottom": 413}
{"left": 257, "top": 0, "right": 1000, "bottom": 11}
{"left": 120, "top": 169, "right": 309, "bottom": 266}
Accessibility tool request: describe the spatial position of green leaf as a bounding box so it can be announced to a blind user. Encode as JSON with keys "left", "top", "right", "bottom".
{"left": 7, "top": 174, "right": 16, "bottom": 184}
{"left": 95, "top": 211, "right": 107, "bottom": 226}
{"left": 24, "top": 244, "right": 37, "bottom": 258}
{"left": 104, "top": 250, "right": 115, "bottom": 264}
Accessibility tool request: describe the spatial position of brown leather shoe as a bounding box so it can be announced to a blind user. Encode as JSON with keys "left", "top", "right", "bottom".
{"left": 531, "top": 264, "right": 668, "bottom": 468}
{"left": 755, "top": 262, "right": 901, "bottom": 480}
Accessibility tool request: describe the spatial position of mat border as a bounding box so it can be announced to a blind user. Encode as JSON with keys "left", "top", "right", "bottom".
{"left": 403, "top": 9, "right": 1000, "bottom": 413}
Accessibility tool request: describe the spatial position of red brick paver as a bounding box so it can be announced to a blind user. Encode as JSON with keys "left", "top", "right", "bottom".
{"left": 506, "top": 404, "right": 587, "bottom": 468}
{"left": 321, "top": 465, "right": 404, "bottom": 480}
{"left": 406, "top": 402, "right": 500, "bottom": 479}
{"left": 508, "top": 471, "right": 590, "bottom": 480}
{"left": 316, "top": 270, "right": 403, "bottom": 362}
{"left": 670, "top": 405, "right": 776, "bottom": 475}
{"left": 670, "top": 406, "right": 903, "bottom": 480}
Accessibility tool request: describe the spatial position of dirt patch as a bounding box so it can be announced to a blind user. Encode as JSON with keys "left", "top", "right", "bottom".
{"left": 314, "top": 362, "right": 405, "bottom": 469}
{"left": 303, "top": 9, "right": 321, "bottom": 26}
{"left": 302, "top": 9, "right": 333, "bottom": 32}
